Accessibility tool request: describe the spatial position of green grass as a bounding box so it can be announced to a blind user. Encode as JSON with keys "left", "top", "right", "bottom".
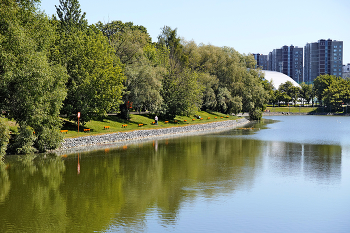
{"left": 266, "top": 106, "right": 318, "bottom": 113}
{"left": 60, "top": 111, "right": 239, "bottom": 138}
{"left": 266, "top": 106, "right": 348, "bottom": 114}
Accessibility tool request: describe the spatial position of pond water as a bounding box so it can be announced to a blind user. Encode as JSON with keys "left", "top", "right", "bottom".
{"left": 1, "top": 115, "right": 350, "bottom": 232}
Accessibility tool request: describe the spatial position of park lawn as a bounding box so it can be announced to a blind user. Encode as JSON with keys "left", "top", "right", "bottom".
{"left": 60, "top": 111, "right": 240, "bottom": 138}
{"left": 266, "top": 106, "right": 319, "bottom": 113}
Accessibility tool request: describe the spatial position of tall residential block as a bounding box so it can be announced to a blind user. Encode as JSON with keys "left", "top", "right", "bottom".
{"left": 253, "top": 53, "right": 268, "bottom": 70}
{"left": 268, "top": 45, "right": 303, "bottom": 83}
{"left": 304, "top": 39, "right": 343, "bottom": 83}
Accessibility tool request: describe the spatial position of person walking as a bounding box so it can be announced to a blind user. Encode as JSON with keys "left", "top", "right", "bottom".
{"left": 155, "top": 115, "right": 158, "bottom": 125}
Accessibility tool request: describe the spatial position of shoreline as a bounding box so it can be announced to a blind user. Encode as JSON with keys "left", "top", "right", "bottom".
{"left": 54, "top": 118, "right": 250, "bottom": 155}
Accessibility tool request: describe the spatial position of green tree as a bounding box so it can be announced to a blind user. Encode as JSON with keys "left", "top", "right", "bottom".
{"left": 278, "top": 81, "right": 294, "bottom": 106}
{"left": 161, "top": 69, "right": 203, "bottom": 118}
{"left": 323, "top": 78, "right": 350, "bottom": 111}
{"left": 313, "top": 74, "right": 336, "bottom": 106}
{"left": 300, "top": 82, "right": 313, "bottom": 105}
{"left": 55, "top": 0, "right": 87, "bottom": 32}
{"left": 0, "top": 0, "right": 68, "bottom": 153}
{"left": 57, "top": 28, "right": 125, "bottom": 124}
{"left": 216, "top": 87, "right": 234, "bottom": 113}
{"left": 123, "top": 62, "right": 165, "bottom": 112}
{"left": 158, "top": 26, "right": 188, "bottom": 71}
{"left": 96, "top": 21, "right": 151, "bottom": 65}
{"left": 290, "top": 86, "right": 301, "bottom": 106}
{"left": 197, "top": 72, "right": 218, "bottom": 111}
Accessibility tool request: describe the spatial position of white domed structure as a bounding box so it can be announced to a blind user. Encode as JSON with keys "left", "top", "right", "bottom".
{"left": 261, "top": 70, "right": 300, "bottom": 90}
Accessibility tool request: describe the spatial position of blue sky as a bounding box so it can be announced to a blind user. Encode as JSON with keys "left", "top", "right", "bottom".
{"left": 40, "top": 0, "right": 350, "bottom": 63}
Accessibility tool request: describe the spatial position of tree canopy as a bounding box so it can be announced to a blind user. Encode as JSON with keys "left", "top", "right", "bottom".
{"left": 0, "top": 0, "right": 284, "bottom": 154}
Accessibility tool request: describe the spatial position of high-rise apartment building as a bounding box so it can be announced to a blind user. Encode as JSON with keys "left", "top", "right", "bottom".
{"left": 253, "top": 53, "right": 268, "bottom": 70}
{"left": 269, "top": 49, "right": 282, "bottom": 73}
{"left": 304, "top": 39, "right": 343, "bottom": 83}
{"left": 268, "top": 45, "right": 303, "bottom": 83}
{"left": 343, "top": 63, "right": 350, "bottom": 79}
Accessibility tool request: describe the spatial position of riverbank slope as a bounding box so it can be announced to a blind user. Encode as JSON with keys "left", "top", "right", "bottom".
{"left": 56, "top": 118, "right": 249, "bottom": 154}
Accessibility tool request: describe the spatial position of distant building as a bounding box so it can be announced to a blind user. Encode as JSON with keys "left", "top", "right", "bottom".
{"left": 268, "top": 45, "right": 303, "bottom": 83}
{"left": 253, "top": 53, "right": 268, "bottom": 70}
{"left": 304, "top": 39, "right": 343, "bottom": 83}
{"left": 343, "top": 63, "right": 350, "bottom": 79}
{"left": 269, "top": 49, "right": 282, "bottom": 73}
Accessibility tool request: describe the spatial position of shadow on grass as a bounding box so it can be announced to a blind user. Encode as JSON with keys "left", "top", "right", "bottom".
{"left": 62, "top": 120, "right": 91, "bottom": 132}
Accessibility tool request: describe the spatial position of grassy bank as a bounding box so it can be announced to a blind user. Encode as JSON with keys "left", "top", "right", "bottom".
{"left": 266, "top": 106, "right": 317, "bottom": 113}
{"left": 61, "top": 111, "right": 240, "bottom": 138}
{"left": 266, "top": 106, "right": 349, "bottom": 114}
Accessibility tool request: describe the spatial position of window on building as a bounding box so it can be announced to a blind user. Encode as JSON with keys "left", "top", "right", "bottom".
{"left": 339, "top": 73, "right": 342, "bottom": 76}
{"left": 334, "top": 49, "right": 337, "bottom": 52}
{"left": 339, "top": 49, "right": 342, "bottom": 52}
{"left": 334, "top": 69, "right": 337, "bottom": 71}
{"left": 333, "top": 73, "right": 337, "bottom": 75}
{"left": 340, "top": 45, "right": 342, "bottom": 48}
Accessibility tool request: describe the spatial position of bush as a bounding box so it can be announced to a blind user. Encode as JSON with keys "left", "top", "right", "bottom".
{"left": 35, "top": 127, "right": 64, "bottom": 152}
{"left": 11, "top": 126, "right": 37, "bottom": 154}
{"left": 249, "top": 109, "right": 262, "bottom": 121}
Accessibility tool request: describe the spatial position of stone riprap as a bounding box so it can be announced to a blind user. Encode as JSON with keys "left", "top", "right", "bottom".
{"left": 57, "top": 118, "right": 249, "bottom": 154}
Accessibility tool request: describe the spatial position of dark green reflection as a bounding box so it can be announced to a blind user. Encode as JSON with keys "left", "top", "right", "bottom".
{"left": 0, "top": 131, "right": 343, "bottom": 232}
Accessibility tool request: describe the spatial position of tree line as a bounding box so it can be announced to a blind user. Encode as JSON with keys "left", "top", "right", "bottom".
{"left": 271, "top": 74, "right": 350, "bottom": 110}
{"left": 1, "top": 0, "right": 349, "bottom": 156}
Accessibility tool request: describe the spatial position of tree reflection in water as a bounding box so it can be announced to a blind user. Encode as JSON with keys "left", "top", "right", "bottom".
{"left": 0, "top": 119, "right": 345, "bottom": 232}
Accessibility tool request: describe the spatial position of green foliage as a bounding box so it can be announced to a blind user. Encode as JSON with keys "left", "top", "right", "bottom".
{"left": 198, "top": 72, "right": 218, "bottom": 111}
{"left": 278, "top": 81, "right": 299, "bottom": 105}
{"left": 1, "top": 0, "right": 279, "bottom": 154}
{"left": 35, "top": 126, "right": 64, "bottom": 152}
{"left": 313, "top": 74, "right": 336, "bottom": 104}
{"left": 162, "top": 69, "right": 203, "bottom": 118}
{"left": 249, "top": 109, "right": 262, "bottom": 121}
{"left": 55, "top": 0, "right": 87, "bottom": 32}
{"left": 300, "top": 82, "right": 314, "bottom": 105}
{"left": 11, "top": 125, "right": 37, "bottom": 154}
{"left": 96, "top": 21, "right": 151, "bottom": 65}
{"left": 217, "top": 87, "right": 234, "bottom": 113}
{"left": 232, "top": 96, "right": 243, "bottom": 115}
{"left": 158, "top": 26, "right": 188, "bottom": 70}
{"left": 0, "top": 0, "right": 67, "bottom": 153}
{"left": 57, "top": 28, "right": 125, "bottom": 124}
{"left": 0, "top": 118, "right": 10, "bottom": 158}
{"left": 124, "top": 62, "right": 165, "bottom": 112}
{"left": 323, "top": 78, "right": 350, "bottom": 111}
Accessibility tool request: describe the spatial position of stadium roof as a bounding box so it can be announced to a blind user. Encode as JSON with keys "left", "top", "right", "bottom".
{"left": 262, "top": 70, "right": 301, "bottom": 90}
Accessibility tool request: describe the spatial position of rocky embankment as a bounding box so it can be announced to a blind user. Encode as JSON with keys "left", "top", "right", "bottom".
{"left": 57, "top": 118, "right": 249, "bottom": 154}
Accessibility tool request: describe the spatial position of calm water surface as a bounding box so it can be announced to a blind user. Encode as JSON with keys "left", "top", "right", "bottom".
{"left": 1, "top": 115, "right": 350, "bottom": 232}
